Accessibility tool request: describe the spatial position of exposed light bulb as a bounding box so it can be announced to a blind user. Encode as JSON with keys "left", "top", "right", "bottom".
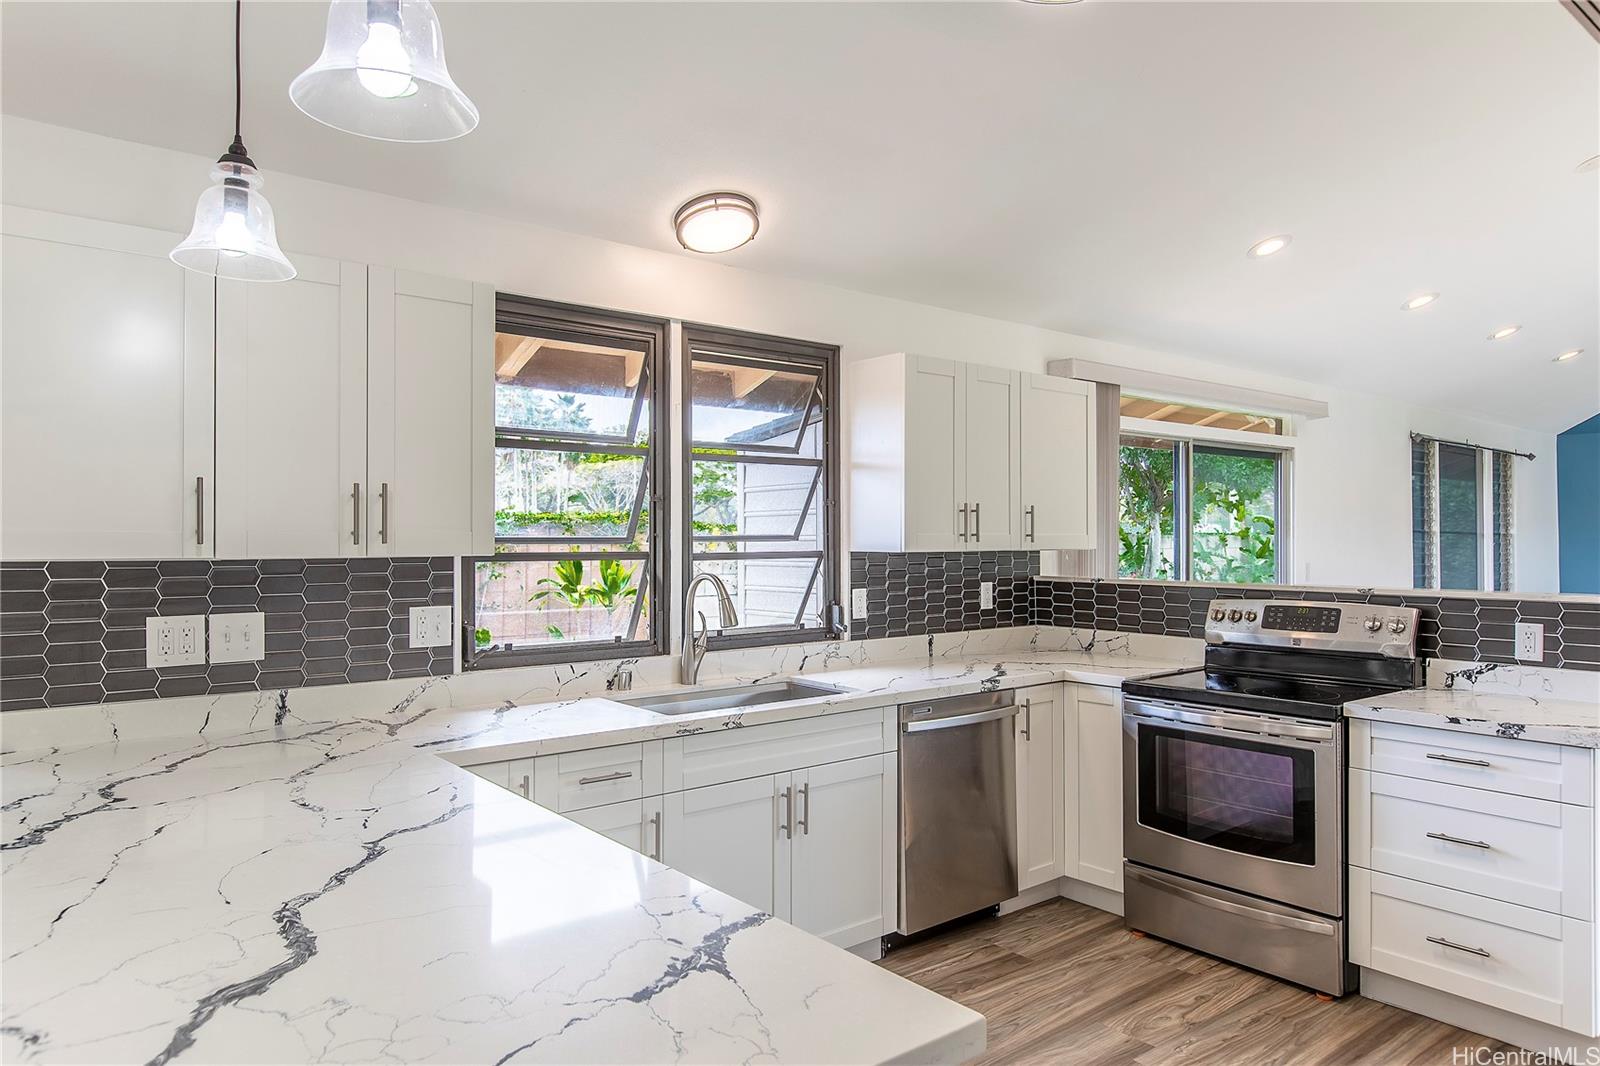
{"left": 214, "top": 210, "right": 253, "bottom": 257}
{"left": 355, "top": 21, "right": 416, "bottom": 98}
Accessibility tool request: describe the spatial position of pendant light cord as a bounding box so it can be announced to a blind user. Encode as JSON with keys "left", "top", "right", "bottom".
{"left": 234, "top": 0, "right": 243, "bottom": 142}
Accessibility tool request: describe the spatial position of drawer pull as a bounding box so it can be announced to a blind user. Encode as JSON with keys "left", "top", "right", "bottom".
{"left": 1426, "top": 831, "right": 1491, "bottom": 850}
{"left": 1426, "top": 935, "right": 1492, "bottom": 959}
{"left": 577, "top": 770, "right": 633, "bottom": 786}
{"left": 1425, "top": 753, "right": 1492, "bottom": 768}
{"left": 518, "top": 774, "right": 530, "bottom": 799}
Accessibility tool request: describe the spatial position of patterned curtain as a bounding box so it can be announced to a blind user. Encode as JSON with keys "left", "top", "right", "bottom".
{"left": 1493, "top": 450, "right": 1515, "bottom": 591}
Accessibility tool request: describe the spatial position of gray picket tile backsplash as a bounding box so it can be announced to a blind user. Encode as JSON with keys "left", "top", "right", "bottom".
{"left": 0, "top": 558, "right": 455, "bottom": 711}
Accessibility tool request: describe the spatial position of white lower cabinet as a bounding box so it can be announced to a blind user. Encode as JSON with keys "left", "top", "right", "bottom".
{"left": 663, "top": 775, "right": 791, "bottom": 917}
{"left": 1016, "top": 683, "right": 1064, "bottom": 890}
{"left": 1064, "top": 684, "right": 1125, "bottom": 892}
{"left": 567, "top": 797, "right": 664, "bottom": 862}
{"left": 790, "top": 756, "right": 891, "bottom": 947}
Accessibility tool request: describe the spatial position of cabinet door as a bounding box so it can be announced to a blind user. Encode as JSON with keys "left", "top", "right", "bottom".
{"left": 566, "top": 797, "right": 664, "bottom": 862}
{"left": 463, "top": 761, "right": 511, "bottom": 789}
{"left": 791, "top": 756, "right": 887, "bottom": 947}
{"left": 662, "top": 775, "right": 790, "bottom": 918}
{"left": 1, "top": 208, "right": 213, "bottom": 559}
{"left": 1075, "top": 686, "right": 1125, "bottom": 891}
{"left": 1019, "top": 374, "right": 1097, "bottom": 550}
{"left": 1017, "top": 684, "right": 1063, "bottom": 890}
{"left": 961, "top": 363, "right": 1021, "bottom": 549}
{"left": 903, "top": 356, "right": 965, "bottom": 551}
{"left": 367, "top": 268, "right": 493, "bottom": 557}
{"left": 216, "top": 257, "right": 366, "bottom": 558}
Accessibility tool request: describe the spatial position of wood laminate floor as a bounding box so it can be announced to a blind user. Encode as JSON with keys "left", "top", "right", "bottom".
{"left": 877, "top": 898, "right": 1520, "bottom": 1066}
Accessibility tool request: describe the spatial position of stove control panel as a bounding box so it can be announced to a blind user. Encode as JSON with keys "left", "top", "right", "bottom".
{"left": 1204, "top": 598, "right": 1419, "bottom": 658}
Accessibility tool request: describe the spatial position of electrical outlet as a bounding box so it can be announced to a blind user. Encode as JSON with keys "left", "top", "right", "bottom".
{"left": 409, "top": 605, "right": 453, "bottom": 648}
{"left": 851, "top": 588, "right": 869, "bottom": 620}
{"left": 209, "top": 612, "right": 265, "bottom": 664}
{"left": 1515, "top": 621, "right": 1545, "bottom": 662}
{"left": 979, "top": 581, "right": 994, "bottom": 610}
{"left": 147, "top": 614, "right": 206, "bottom": 668}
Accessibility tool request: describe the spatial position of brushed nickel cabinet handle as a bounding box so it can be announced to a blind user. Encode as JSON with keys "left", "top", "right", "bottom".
{"left": 973, "top": 502, "right": 981, "bottom": 543}
{"left": 777, "top": 786, "right": 793, "bottom": 838}
{"left": 797, "top": 782, "right": 810, "bottom": 835}
{"left": 1426, "top": 753, "right": 1491, "bottom": 768}
{"left": 1021, "top": 697, "right": 1032, "bottom": 741}
{"left": 351, "top": 482, "right": 361, "bottom": 545}
{"left": 1427, "top": 935, "right": 1491, "bottom": 959}
{"left": 195, "top": 476, "right": 205, "bottom": 547}
{"left": 577, "top": 770, "right": 633, "bottom": 786}
{"left": 1025, "top": 504, "right": 1036, "bottom": 543}
{"left": 1427, "top": 831, "right": 1491, "bottom": 850}
{"left": 648, "top": 811, "right": 661, "bottom": 860}
{"left": 518, "top": 774, "right": 530, "bottom": 799}
{"left": 958, "top": 504, "right": 969, "bottom": 542}
{"left": 379, "top": 482, "right": 389, "bottom": 545}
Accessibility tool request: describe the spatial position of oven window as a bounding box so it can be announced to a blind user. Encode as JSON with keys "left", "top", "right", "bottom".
{"left": 1137, "top": 725, "right": 1317, "bottom": 865}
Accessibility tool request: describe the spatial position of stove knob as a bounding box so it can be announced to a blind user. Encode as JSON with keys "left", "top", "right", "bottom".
{"left": 1364, "top": 617, "right": 1383, "bottom": 633}
{"left": 1227, "top": 609, "right": 1243, "bottom": 622}
{"left": 1244, "top": 610, "right": 1258, "bottom": 622}
{"left": 1388, "top": 618, "right": 1408, "bottom": 634}
{"left": 1210, "top": 609, "right": 1225, "bottom": 622}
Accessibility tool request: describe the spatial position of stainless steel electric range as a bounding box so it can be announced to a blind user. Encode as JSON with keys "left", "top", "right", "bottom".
{"left": 1119, "top": 597, "right": 1422, "bottom": 996}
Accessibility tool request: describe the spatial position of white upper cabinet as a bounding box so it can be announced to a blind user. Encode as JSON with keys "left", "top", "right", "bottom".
{"left": 367, "top": 268, "right": 494, "bottom": 557}
{"left": 1, "top": 209, "right": 213, "bottom": 560}
{"left": 848, "top": 353, "right": 1094, "bottom": 552}
{"left": 215, "top": 256, "right": 366, "bottom": 558}
{"left": 1019, "top": 374, "right": 1097, "bottom": 550}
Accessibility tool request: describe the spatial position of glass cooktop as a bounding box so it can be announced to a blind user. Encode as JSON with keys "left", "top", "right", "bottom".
{"left": 1122, "top": 667, "right": 1408, "bottom": 721}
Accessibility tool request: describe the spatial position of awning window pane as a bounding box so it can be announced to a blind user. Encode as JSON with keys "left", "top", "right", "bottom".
{"left": 690, "top": 355, "right": 820, "bottom": 450}
{"left": 494, "top": 446, "right": 648, "bottom": 542}
{"left": 495, "top": 329, "right": 650, "bottom": 443}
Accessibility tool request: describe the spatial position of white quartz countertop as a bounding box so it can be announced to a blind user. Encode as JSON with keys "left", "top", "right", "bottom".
{"left": 1346, "top": 685, "right": 1600, "bottom": 748}
{"left": 0, "top": 648, "right": 1188, "bottom": 1065}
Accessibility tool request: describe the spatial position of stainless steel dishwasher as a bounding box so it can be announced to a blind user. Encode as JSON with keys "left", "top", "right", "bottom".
{"left": 897, "top": 690, "right": 1020, "bottom": 935}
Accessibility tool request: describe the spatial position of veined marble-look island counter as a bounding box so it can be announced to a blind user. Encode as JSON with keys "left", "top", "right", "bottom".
{"left": 1, "top": 646, "right": 1190, "bottom": 1065}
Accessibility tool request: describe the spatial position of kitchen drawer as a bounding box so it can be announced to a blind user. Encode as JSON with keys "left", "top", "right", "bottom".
{"left": 1350, "top": 720, "right": 1593, "bottom": 805}
{"left": 662, "top": 708, "right": 887, "bottom": 792}
{"left": 1351, "top": 770, "right": 1594, "bottom": 919}
{"left": 1351, "top": 868, "right": 1595, "bottom": 1034}
{"left": 524, "top": 742, "right": 664, "bottom": 813}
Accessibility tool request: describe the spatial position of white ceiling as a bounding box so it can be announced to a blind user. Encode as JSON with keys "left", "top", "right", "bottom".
{"left": 3, "top": 1, "right": 1597, "bottom": 433}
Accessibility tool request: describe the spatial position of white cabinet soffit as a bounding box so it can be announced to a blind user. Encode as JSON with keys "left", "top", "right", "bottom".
{"left": 1047, "top": 358, "right": 1331, "bottom": 421}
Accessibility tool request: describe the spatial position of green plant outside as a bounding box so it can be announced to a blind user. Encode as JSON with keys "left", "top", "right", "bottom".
{"left": 1119, "top": 443, "right": 1278, "bottom": 585}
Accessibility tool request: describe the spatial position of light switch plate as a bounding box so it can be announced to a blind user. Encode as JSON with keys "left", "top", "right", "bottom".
{"left": 979, "top": 581, "right": 994, "bottom": 610}
{"left": 851, "top": 588, "right": 869, "bottom": 620}
{"left": 147, "top": 615, "right": 205, "bottom": 668}
{"left": 209, "top": 611, "right": 264, "bottom": 664}
{"left": 409, "top": 605, "right": 453, "bottom": 648}
{"left": 1515, "top": 621, "right": 1545, "bottom": 662}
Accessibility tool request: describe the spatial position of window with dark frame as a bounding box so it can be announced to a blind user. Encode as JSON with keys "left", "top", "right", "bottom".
{"left": 682, "top": 326, "right": 842, "bottom": 649}
{"left": 462, "top": 296, "right": 669, "bottom": 668}
{"left": 1410, "top": 437, "right": 1515, "bottom": 591}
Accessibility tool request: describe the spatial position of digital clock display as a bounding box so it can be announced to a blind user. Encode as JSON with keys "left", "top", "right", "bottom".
{"left": 1261, "top": 604, "right": 1342, "bottom": 633}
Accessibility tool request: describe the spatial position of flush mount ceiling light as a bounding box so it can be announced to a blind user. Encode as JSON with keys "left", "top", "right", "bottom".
{"left": 290, "top": 0, "right": 479, "bottom": 142}
{"left": 1487, "top": 325, "right": 1522, "bottom": 341}
{"left": 1401, "top": 292, "right": 1439, "bottom": 311}
{"left": 1246, "top": 234, "right": 1292, "bottom": 258}
{"left": 1555, "top": 349, "right": 1585, "bottom": 362}
{"left": 171, "top": 0, "right": 295, "bottom": 282}
{"left": 673, "top": 192, "right": 760, "bottom": 254}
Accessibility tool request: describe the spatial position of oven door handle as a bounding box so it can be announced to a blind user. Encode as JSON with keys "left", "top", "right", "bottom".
{"left": 1124, "top": 699, "right": 1336, "bottom": 743}
{"left": 1125, "top": 866, "right": 1335, "bottom": 936}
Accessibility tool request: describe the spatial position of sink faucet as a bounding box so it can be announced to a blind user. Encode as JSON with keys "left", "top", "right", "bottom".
{"left": 682, "top": 572, "right": 739, "bottom": 686}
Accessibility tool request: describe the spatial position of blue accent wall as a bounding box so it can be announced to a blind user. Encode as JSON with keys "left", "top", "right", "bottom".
{"left": 1558, "top": 413, "right": 1600, "bottom": 594}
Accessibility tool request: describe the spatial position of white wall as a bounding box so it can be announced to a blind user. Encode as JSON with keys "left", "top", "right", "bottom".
{"left": 0, "top": 118, "right": 1561, "bottom": 592}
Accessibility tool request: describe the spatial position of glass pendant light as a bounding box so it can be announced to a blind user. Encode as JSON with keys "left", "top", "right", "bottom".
{"left": 290, "top": 0, "right": 479, "bottom": 142}
{"left": 171, "top": 0, "right": 295, "bottom": 282}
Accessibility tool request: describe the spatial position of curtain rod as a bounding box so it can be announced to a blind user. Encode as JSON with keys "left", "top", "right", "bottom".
{"left": 1409, "top": 431, "right": 1535, "bottom": 461}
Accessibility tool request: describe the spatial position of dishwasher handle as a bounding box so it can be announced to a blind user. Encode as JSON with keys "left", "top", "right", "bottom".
{"left": 903, "top": 704, "right": 1019, "bottom": 734}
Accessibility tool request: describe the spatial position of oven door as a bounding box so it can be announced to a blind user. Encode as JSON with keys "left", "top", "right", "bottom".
{"left": 1121, "top": 699, "right": 1343, "bottom": 917}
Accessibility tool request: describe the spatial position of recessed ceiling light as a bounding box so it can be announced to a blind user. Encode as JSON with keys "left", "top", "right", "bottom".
{"left": 1578, "top": 154, "right": 1599, "bottom": 175}
{"left": 1247, "top": 235, "right": 1291, "bottom": 258}
{"left": 1401, "top": 292, "right": 1439, "bottom": 311}
{"left": 1487, "top": 325, "right": 1521, "bottom": 341}
{"left": 673, "top": 192, "right": 759, "bottom": 254}
{"left": 1555, "top": 349, "right": 1585, "bottom": 363}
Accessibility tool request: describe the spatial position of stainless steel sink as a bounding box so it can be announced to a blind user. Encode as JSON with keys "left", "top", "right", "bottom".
{"left": 617, "top": 679, "right": 845, "bottom": 716}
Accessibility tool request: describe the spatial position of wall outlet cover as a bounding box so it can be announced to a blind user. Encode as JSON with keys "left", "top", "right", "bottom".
{"left": 409, "top": 605, "right": 453, "bottom": 648}
{"left": 209, "top": 611, "right": 265, "bottom": 664}
{"left": 851, "top": 588, "right": 869, "bottom": 620}
{"left": 1514, "top": 621, "right": 1545, "bottom": 662}
{"left": 979, "top": 581, "right": 994, "bottom": 610}
{"left": 146, "top": 614, "right": 206, "bottom": 668}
